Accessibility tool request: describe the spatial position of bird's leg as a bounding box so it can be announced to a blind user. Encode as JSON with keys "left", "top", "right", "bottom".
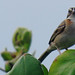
{"left": 51, "top": 42, "right": 61, "bottom": 54}
{"left": 57, "top": 48, "right": 61, "bottom": 54}
{"left": 55, "top": 45, "right": 61, "bottom": 54}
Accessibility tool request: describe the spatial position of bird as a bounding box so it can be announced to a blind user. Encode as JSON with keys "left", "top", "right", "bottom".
{"left": 38, "top": 7, "right": 75, "bottom": 63}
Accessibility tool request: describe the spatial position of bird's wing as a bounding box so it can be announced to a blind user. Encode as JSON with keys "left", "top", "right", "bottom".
{"left": 49, "top": 20, "right": 66, "bottom": 45}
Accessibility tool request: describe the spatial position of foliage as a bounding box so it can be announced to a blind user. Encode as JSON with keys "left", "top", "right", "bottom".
{"left": 1, "top": 27, "right": 32, "bottom": 72}
{"left": 41, "top": 64, "right": 48, "bottom": 75}
{"left": 49, "top": 50, "right": 75, "bottom": 75}
{"left": 0, "top": 27, "right": 75, "bottom": 75}
{"left": 6, "top": 54, "right": 44, "bottom": 75}
{"left": 13, "top": 27, "right": 32, "bottom": 53}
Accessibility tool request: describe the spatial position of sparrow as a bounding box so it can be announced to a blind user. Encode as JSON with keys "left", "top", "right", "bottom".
{"left": 38, "top": 7, "right": 75, "bottom": 63}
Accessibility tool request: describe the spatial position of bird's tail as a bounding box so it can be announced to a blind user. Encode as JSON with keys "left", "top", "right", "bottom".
{"left": 38, "top": 46, "right": 55, "bottom": 63}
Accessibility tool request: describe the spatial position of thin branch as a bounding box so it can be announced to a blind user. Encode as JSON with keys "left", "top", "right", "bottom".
{"left": 0, "top": 67, "right": 6, "bottom": 73}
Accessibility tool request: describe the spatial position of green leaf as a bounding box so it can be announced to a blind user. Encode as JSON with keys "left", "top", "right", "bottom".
{"left": 5, "top": 62, "right": 14, "bottom": 72}
{"left": 5, "top": 52, "right": 22, "bottom": 72}
{"left": 1, "top": 51, "right": 15, "bottom": 61}
{"left": 13, "top": 27, "right": 32, "bottom": 53}
{"left": 6, "top": 54, "right": 44, "bottom": 75}
{"left": 49, "top": 50, "right": 75, "bottom": 75}
{"left": 41, "top": 64, "right": 48, "bottom": 75}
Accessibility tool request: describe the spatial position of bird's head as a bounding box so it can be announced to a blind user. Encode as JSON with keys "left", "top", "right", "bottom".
{"left": 67, "top": 7, "right": 75, "bottom": 18}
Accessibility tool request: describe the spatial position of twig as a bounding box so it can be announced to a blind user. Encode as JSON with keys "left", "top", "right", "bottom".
{"left": 0, "top": 67, "right": 6, "bottom": 72}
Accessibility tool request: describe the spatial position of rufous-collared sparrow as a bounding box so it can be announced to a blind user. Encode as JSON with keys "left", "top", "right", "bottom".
{"left": 39, "top": 7, "right": 75, "bottom": 62}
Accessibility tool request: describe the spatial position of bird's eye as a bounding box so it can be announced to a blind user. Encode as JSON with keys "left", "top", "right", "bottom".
{"left": 68, "top": 9, "right": 72, "bottom": 13}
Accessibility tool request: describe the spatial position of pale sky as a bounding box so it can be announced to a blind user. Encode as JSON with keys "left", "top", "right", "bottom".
{"left": 0, "top": 0, "right": 75, "bottom": 75}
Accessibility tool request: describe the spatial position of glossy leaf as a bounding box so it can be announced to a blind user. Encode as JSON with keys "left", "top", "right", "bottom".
{"left": 41, "top": 64, "right": 48, "bottom": 75}
{"left": 49, "top": 50, "right": 75, "bottom": 75}
{"left": 6, "top": 54, "right": 44, "bottom": 75}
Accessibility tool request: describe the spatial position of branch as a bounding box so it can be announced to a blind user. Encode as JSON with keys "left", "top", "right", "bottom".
{"left": 0, "top": 67, "right": 6, "bottom": 73}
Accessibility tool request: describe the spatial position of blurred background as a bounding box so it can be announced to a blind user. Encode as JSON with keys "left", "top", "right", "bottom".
{"left": 0, "top": 0, "right": 75, "bottom": 75}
